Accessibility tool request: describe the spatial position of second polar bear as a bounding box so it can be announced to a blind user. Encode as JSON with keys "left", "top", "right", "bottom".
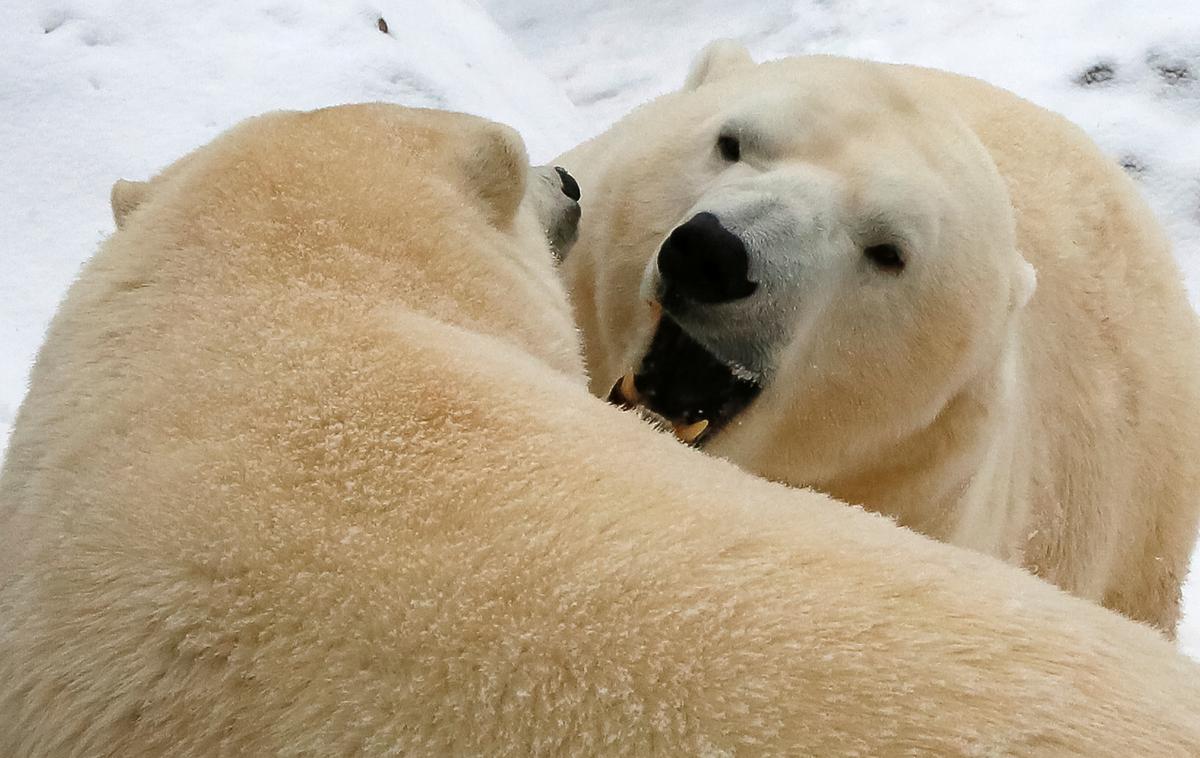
{"left": 560, "top": 42, "right": 1200, "bottom": 634}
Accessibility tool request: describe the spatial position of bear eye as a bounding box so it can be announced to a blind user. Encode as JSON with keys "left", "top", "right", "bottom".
{"left": 864, "top": 243, "right": 905, "bottom": 272}
{"left": 717, "top": 133, "right": 741, "bottom": 162}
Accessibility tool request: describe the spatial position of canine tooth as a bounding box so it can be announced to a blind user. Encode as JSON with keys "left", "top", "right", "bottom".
{"left": 673, "top": 419, "right": 709, "bottom": 445}
{"left": 607, "top": 372, "right": 640, "bottom": 408}
{"left": 606, "top": 377, "right": 624, "bottom": 405}
{"left": 619, "top": 372, "right": 639, "bottom": 404}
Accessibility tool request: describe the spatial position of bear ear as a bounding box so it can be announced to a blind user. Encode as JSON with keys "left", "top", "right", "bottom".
{"left": 111, "top": 179, "right": 151, "bottom": 229}
{"left": 1012, "top": 255, "right": 1037, "bottom": 311}
{"left": 684, "top": 39, "right": 754, "bottom": 91}
{"left": 460, "top": 121, "right": 528, "bottom": 228}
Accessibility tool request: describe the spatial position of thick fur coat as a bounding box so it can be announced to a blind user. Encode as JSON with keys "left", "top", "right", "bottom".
{"left": 558, "top": 42, "right": 1200, "bottom": 634}
{"left": 2, "top": 104, "right": 1200, "bottom": 755}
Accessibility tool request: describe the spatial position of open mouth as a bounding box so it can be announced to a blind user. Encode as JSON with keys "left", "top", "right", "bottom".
{"left": 607, "top": 313, "right": 762, "bottom": 446}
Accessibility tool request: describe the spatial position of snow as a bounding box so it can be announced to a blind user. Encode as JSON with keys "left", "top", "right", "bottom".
{"left": 3, "top": 0, "right": 1200, "bottom": 656}
{"left": 0, "top": 0, "right": 586, "bottom": 450}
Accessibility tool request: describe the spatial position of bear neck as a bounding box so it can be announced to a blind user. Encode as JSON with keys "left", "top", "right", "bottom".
{"left": 810, "top": 327, "right": 1031, "bottom": 559}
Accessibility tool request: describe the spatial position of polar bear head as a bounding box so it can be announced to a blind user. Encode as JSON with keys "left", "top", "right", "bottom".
{"left": 568, "top": 43, "right": 1036, "bottom": 472}
{"left": 107, "top": 104, "right": 585, "bottom": 376}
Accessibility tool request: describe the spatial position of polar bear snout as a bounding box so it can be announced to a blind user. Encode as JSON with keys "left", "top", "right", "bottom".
{"left": 657, "top": 212, "right": 757, "bottom": 308}
{"left": 528, "top": 164, "right": 582, "bottom": 261}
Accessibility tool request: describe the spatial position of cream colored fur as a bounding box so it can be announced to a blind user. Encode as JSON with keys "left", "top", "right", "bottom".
{"left": 558, "top": 43, "right": 1200, "bottom": 635}
{"left": 3, "top": 103, "right": 1200, "bottom": 755}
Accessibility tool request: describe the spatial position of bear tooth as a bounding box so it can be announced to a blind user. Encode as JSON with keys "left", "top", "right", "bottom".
{"left": 607, "top": 372, "right": 640, "bottom": 408}
{"left": 619, "top": 372, "right": 639, "bottom": 404}
{"left": 673, "top": 419, "right": 709, "bottom": 445}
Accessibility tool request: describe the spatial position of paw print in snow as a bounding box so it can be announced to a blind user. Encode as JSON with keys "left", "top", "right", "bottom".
{"left": 1146, "top": 48, "right": 1197, "bottom": 96}
{"left": 1076, "top": 61, "right": 1118, "bottom": 87}
{"left": 1119, "top": 155, "right": 1149, "bottom": 178}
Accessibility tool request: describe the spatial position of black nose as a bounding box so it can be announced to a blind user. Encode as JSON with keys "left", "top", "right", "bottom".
{"left": 554, "top": 166, "right": 580, "bottom": 202}
{"left": 657, "top": 212, "right": 756, "bottom": 305}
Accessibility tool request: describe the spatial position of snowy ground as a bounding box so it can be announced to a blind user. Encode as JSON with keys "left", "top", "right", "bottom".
{"left": 3, "top": 1, "right": 1200, "bottom": 655}
{"left": 0, "top": 0, "right": 588, "bottom": 451}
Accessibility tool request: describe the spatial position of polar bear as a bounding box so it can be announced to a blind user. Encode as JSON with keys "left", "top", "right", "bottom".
{"left": 559, "top": 41, "right": 1200, "bottom": 635}
{"left": 3, "top": 103, "right": 1200, "bottom": 755}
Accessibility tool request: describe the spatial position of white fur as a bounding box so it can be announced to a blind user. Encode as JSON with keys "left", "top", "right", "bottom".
{"left": 559, "top": 45, "right": 1200, "bottom": 634}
